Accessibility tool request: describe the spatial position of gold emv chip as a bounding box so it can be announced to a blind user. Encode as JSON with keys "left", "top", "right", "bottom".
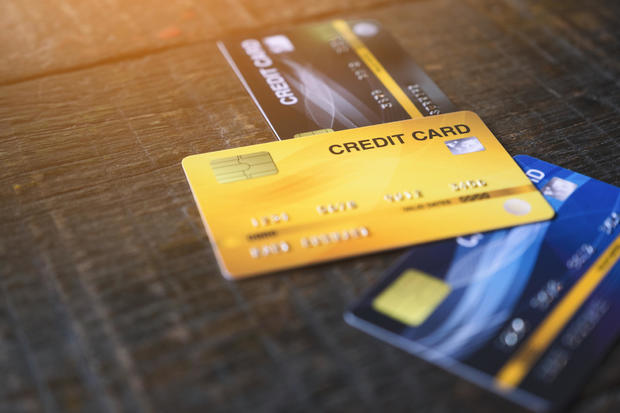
{"left": 372, "top": 269, "right": 451, "bottom": 326}
{"left": 293, "top": 128, "right": 335, "bottom": 138}
{"left": 210, "top": 151, "right": 278, "bottom": 183}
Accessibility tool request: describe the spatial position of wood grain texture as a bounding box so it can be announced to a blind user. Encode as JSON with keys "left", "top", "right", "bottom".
{"left": 0, "top": 0, "right": 402, "bottom": 85}
{"left": 1, "top": 0, "right": 619, "bottom": 412}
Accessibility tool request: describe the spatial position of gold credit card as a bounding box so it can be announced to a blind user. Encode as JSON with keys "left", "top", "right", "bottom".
{"left": 182, "top": 111, "right": 554, "bottom": 279}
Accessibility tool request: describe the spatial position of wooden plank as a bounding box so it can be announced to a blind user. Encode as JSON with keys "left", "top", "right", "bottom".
{"left": 0, "top": 0, "right": 401, "bottom": 85}
{"left": 1, "top": 0, "right": 619, "bottom": 412}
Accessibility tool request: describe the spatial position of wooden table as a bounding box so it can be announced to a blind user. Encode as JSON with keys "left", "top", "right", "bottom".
{"left": 2, "top": 0, "right": 619, "bottom": 412}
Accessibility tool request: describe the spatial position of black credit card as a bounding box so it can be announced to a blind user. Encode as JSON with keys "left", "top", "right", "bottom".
{"left": 218, "top": 19, "right": 455, "bottom": 139}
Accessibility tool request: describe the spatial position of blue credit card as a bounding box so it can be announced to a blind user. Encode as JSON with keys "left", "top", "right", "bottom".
{"left": 345, "top": 155, "right": 620, "bottom": 412}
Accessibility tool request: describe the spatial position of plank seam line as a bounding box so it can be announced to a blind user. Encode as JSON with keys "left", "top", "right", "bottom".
{"left": 0, "top": 0, "right": 421, "bottom": 88}
{"left": 0, "top": 42, "right": 202, "bottom": 88}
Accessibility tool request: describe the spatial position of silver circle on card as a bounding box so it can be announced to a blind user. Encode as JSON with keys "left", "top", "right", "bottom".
{"left": 503, "top": 198, "right": 532, "bottom": 216}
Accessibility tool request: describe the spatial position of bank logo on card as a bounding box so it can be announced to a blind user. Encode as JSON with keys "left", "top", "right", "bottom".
{"left": 445, "top": 137, "right": 485, "bottom": 155}
{"left": 262, "top": 35, "right": 295, "bottom": 54}
{"left": 352, "top": 22, "right": 379, "bottom": 37}
{"left": 542, "top": 177, "right": 577, "bottom": 201}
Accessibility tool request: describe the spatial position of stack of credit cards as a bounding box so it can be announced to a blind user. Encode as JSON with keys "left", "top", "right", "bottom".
{"left": 180, "top": 18, "right": 620, "bottom": 412}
